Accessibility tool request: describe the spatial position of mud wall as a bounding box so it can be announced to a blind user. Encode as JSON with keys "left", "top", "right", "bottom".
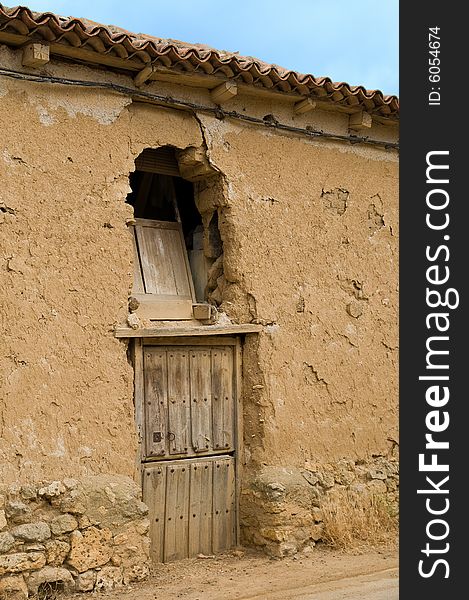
{"left": 1, "top": 45, "right": 398, "bottom": 561}
{"left": 199, "top": 115, "right": 399, "bottom": 467}
{"left": 0, "top": 47, "right": 203, "bottom": 485}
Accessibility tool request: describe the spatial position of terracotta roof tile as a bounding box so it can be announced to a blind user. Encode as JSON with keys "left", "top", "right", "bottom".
{"left": 0, "top": 4, "right": 399, "bottom": 119}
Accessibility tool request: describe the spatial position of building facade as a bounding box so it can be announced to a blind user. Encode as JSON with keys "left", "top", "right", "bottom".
{"left": 0, "top": 4, "right": 398, "bottom": 596}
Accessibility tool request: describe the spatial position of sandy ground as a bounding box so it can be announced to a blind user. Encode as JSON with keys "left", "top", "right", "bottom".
{"left": 76, "top": 546, "right": 398, "bottom": 600}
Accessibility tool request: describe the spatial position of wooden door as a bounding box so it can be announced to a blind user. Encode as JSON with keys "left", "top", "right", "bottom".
{"left": 138, "top": 340, "right": 240, "bottom": 562}
{"left": 143, "top": 456, "right": 236, "bottom": 562}
{"left": 143, "top": 345, "right": 235, "bottom": 460}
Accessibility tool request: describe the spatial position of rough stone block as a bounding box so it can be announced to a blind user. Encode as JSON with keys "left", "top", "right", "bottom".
{"left": 75, "top": 569, "right": 96, "bottom": 592}
{"left": 38, "top": 481, "right": 66, "bottom": 499}
{"left": 50, "top": 513, "right": 78, "bottom": 535}
{"left": 25, "top": 566, "right": 74, "bottom": 595}
{"left": 11, "top": 522, "right": 51, "bottom": 542}
{"left": 367, "top": 480, "right": 387, "bottom": 495}
{"left": 310, "top": 523, "right": 324, "bottom": 541}
{"left": 111, "top": 523, "right": 150, "bottom": 574}
{"left": 45, "top": 540, "right": 70, "bottom": 566}
{"left": 0, "top": 552, "right": 46, "bottom": 576}
{"left": 5, "top": 502, "right": 31, "bottom": 525}
{"left": 67, "top": 526, "right": 113, "bottom": 572}
{"left": 95, "top": 566, "right": 123, "bottom": 591}
{"left": 0, "top": 574, "right": 28, "bottom": 599}
{"left": 19, "top": 486, "right": 37, "bottom": 501}
{"left": 60, "top": 475, "right": 147, "bottom": 529}
{"left": 368, "top": 468, "right": 387, "bottom": 480}
{"left": 0, "top": 531, "right": 15, "bottom": 553}
{"left": 78, "top": 515, "right": 91, "bottom": 529}
{"left": 123, "top": 563, "right": 150, "bottom": 584}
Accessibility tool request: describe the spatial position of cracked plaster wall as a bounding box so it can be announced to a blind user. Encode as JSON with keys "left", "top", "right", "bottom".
{"left": 0, "top": 48, "right": 204, "bottom": 484}
{"left": 195, "top": 114, "right": 399, "bottom": 472}
{"left": 1, "top": 49, "right": 398, "bottom": 498}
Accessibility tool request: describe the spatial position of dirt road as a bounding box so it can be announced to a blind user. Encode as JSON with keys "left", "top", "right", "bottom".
{"left": 85, "top": 547, "right": 398, "bottom": 600}
{"left": 243, "top": 568, "right": 398, "bottom": 599}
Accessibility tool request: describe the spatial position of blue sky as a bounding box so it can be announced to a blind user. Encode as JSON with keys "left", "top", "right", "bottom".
{"left": 22, "top": 0, "right": 398, "bottom": 95}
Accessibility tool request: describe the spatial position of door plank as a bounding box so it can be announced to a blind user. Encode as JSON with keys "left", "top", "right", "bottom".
{"left": 142, "top": 465, "right": 166, "bottom": 563}
{"left": 144, "top": 349, "right": 168, "bottom": 458}
{"left": 211, "top": 347, "right": 235, "bottom": 452}
{"left": 133, "top": 339, "right": 144, "bottom": 464}
{"left": 167, "top": 349, "right": 190, "bottom": 455}
{"left": 189, "top": 350, "right": 212, "bottom": 453}
{"left": 212, "top": 456, "right": 236, "bottom": 552}
{"left": 188, "top": 460, "right": 213, "bottom": 557}
{"left": 164, "top": 463, "right": 190, "bottom": 561}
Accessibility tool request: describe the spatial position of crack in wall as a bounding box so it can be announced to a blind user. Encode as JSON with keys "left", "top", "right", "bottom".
{"left": 303, "top": 362, "right": 330, "bottom": 391}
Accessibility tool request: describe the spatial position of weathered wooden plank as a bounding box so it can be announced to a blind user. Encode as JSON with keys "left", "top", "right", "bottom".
{"left": 142, "top": 465, "right": 166, "bottom": 563}
{"left": 134, "top": 220, "right": 194, "bottom": 311}
{"left": 212, "top": 457, "right": 236, "bottom": 552}
{"left": 164, "top": 463, "right": 190, "bottom": 561}
{"left": 234, "top": 339, "right": 243, "bottom": 546}
{"left": 163, "top": 226, "right": 192, "bottom": 297}
{"left": 225, "top": 457, "right": 236, "bottom": 549}
{"left": 134, "top": 218, "right": 180, "bottom": 230}
{"left": 211, "top": 347, "right": 235, "bottom": 452}
{"left": 188, "top": 460, "right": 213, "bottom": 556}
{"left": 134, "top": 65, "right": 155, "bottom": 88}
{"left": 226, "top": 458, "right": 236, "bottom": 548}
{"left": 135, "top": 218, "right": 179, "bottom": 229}
{"left": 133, "top": 339, "right": 145, "bottom": 465}
{"left": 144, "top": 348, "right": 168, "bottom": 458}
{"left": 166, "top": 349, "right": 190, "bottom": 455}
{"left": 189, "top": 350, "right": 212, "bottom": 453}
{"left": 131, "top": 228, "right": 145, "bottom": 294}
{"left": 114, "top": 324, "right": 263, "bottom": 338}
{"left": 132, "top": 294, "right": 194, "bottom": 321}
{"left": 134, "top": 150, "right": 180, "bottom": 177}
{"left": 136, "top": 224, "right": 176, "bottom": 295}
{"left": 22, "top": 42, "right": 50, "bottom": 67}
{"left": 349, "top": 110, "right": 373, "bottom": 130}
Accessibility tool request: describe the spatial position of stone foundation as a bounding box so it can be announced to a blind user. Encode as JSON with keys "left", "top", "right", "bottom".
{"left": 0, "top": 475, "right": 150, "bottom": 598}
{"left": 240, "top": 457, "right": 398, "bottom": 557}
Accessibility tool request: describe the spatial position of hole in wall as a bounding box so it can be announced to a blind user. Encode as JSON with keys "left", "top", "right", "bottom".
{"left": 126, "top": 146, "right": 226, "bottom": 307}
{"left": 37, "top": 581, "right": 65, "bottom": 600}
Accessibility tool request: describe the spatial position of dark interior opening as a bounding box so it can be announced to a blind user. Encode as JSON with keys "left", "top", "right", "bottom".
{"left": 37, "top": 580, "right": 65, "bottom": 600}
{"left": 126, "top": 171, "right": 202, "bottom": 249}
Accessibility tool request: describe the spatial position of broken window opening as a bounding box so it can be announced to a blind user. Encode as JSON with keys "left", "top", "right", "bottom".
{"left": 126, "top": 147, "right": 215, "bottom": 319}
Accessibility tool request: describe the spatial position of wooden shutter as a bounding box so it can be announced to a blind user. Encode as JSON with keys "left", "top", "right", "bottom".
{"left": 131, "top": 218, "right": 195, "bottom": 320}
{"left": 135, "top": 147, "right": 180, "bottom": 177}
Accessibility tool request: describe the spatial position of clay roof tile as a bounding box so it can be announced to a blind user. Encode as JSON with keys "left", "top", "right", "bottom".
{"left": 0, "top": 3, "right": 399, "bottom": 118}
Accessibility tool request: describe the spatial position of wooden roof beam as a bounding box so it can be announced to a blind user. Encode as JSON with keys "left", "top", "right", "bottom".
{"left": 294, "top": 97, "right": 317, "bottom": 115}
{"left": 349, "top": 110, "right": 373, "bottom": 131}
{"left": 210, "top": 80, "right": 237, "bottom": 104}
{"left": 22, "top": 42, "right": 49, "bottom": 67}
{"left": 134, "top": 65, "right": 155, "bottom": 88}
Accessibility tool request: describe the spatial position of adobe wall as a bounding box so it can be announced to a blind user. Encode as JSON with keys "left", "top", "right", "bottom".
{"left": 0, "top": 42, "right": 398, "bottom": 581}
